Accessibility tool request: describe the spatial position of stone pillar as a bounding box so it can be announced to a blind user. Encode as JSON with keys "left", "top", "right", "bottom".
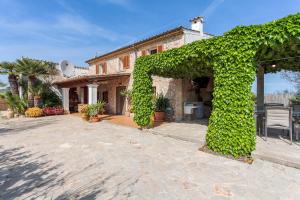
{"left": 19, "top": 74, "right": 23, "bottom": 99}
{"left": 175, "top": 79, "right": 184, "bottom": 121}
{"left": 62, "top": 88, "right": 70, "bottom": 113}
{"left": 88, "top": 84, "right": 98, "bottom": 105}
{"left": 256, "top": 65, "right": 264, "bottom": 134}
{"left": 257, "top": 65, "right": 264, "bottom": 111}
{"left": 76, "top": 86, "right": 83, "bottom": 104}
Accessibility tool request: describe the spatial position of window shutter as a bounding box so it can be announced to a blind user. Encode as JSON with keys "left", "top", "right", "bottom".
{"left": 142, "top": 50, "right": 147, "bottom": 56}
{"left": 126, "top": 55, "right": 130, "bottom": 69}
{"left": 102, "top": 62, "right": 107, "bottom": 74}
{"left": 123, "top": 55, "right": 130, "bottom": 69}
{"left": 95, "top": 64, "right": 99, "bottom": 74}
{"left": 157, "top": 45, "right": 163, "bottom": 53}
{"left": 124, "top": 56, "right": 127, "bottom": 69}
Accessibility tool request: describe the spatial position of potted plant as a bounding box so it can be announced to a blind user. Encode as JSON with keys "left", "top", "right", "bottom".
{"left": 120, "top": 89, "right": 132, "bottom": 117}
{"left": 96, "top": 100, "right": 105, "bottom": 118}
{"left": 30, "top": 83, "right": 44, "bottom": 108}
{"left": 153, "top": 93, "right": 169, "bottom": 122}
{"left": 79, "top": 104, "right": 89, "bottom": 121}
{"left": 87, "top": 104, "right": 99, "bottom": 122}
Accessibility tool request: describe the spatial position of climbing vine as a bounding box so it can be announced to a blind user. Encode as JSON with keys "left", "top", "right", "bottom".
{"left": 132, "top": 13, "right": 300, "bottom": 157}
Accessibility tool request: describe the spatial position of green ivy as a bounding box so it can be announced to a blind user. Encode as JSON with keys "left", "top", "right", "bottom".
{"left": 132, "top": 13, "right": 300, "bottom": 157}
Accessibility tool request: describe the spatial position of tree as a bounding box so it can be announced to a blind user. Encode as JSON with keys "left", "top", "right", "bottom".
{"left": 16, "top": 58, "right": 58, "bottom": 107}
{"left": 0, "top": 81, "right": 6, "bottom": 88}
{"left": 0, "top": 62, "right": 19, "bottom": 96}
{"left": 282, "top": 71, "right": 300, "bottom": 91}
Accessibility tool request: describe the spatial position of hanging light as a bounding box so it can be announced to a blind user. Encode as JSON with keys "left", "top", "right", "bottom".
{"left": 271, "top": 64, "right": 276, "bottom": 68}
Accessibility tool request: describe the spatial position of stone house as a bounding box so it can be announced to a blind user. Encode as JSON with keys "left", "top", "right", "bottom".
{"left": 55, "top": 17, "right": 213, "bottom": 120}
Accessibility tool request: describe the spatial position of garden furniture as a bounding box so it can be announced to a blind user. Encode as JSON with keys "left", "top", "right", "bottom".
{"left": 264, "top": 106, "right": 293, "bottom": 144}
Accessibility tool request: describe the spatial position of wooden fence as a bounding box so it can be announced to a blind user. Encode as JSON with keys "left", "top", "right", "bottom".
{"left": 265, "top": 93, "right": 294, "bottom": 107}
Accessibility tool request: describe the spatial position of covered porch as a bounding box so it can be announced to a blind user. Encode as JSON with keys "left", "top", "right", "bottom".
{"left": 54, "top": 73, "right": 131, "bottom": 114}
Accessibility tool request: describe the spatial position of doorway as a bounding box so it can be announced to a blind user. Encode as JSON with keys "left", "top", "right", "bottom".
{"left": 116, "top": 86, "right": 126, "bottom": 115}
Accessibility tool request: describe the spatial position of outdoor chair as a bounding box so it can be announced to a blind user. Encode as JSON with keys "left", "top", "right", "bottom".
{"left": 292, "top": 104, "right": 300, "bottom": 140}
{"left": 264, "top": 106, "right": 293, "bottom": 144}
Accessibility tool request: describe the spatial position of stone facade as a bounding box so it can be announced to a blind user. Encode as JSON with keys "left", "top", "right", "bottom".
{"left": 97, "top": 76, "right": 130, "bottom": 114}
{"left": 85, "top": 30, "right": 211, "bottom": 118}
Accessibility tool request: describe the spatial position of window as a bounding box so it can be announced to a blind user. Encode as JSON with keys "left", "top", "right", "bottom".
{"left": 149, "top": 45, "right": 163, "bottom": 55}
{"left": 122, "top": 55, "right": 130, "bottom": 69}
{"left": 101, "top": 62, "right": 107, "bottom": 74}
{"left": 150, "top": 49, "right": 157, "bottom": 55}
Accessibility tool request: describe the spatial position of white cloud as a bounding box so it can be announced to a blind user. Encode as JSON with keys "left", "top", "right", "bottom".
{"left": 0, "top": 13, "right": 124, "bottom": 44}
{"left": 202, "top": 0, "right": 225, "bottom": 19}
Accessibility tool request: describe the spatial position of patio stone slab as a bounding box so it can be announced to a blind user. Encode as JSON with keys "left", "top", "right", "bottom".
{"left": 1, "top": 115, "right": 300, "bottom": 199}
{"left": 253, "top": 136, "right": 300, "bottom": 169}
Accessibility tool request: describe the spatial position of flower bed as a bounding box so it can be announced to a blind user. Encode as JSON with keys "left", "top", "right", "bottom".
{"left": 43, "top": 107, "right": 64, "bottom": 116}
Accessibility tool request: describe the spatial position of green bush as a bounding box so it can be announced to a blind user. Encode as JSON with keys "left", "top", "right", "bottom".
{"left": 132, "top": 13, "right": 300, "bottom": 157}
{"left": 0, "top": 92, "right": 27, "bottom": 114}
{"left": 154, "top": 93, "right": 169, "bottom": 112}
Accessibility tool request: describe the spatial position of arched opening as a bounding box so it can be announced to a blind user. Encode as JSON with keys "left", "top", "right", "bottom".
{"left": 255, "top": 37, "right": 300, "bottom": 141}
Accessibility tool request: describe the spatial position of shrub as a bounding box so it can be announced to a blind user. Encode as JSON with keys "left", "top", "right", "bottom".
{"left": 0, "top": 92, "right": 27, "bottom": 115}
{"left": 25, "top": 107, "right": 43, "bottom": 117}
{"left": 96, "top": 100, "right": 105, "bottom": 114}
{"left": 87, "top": 104, "right": 99, "bottom": 117}
{"left": 154, "top": 93, "right": 169, "bottom": 112}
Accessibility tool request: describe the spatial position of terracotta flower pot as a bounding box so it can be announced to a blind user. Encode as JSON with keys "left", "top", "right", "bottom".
{"left": 6, "top": 109, "right": 14, "bottom": 119}
{"left": 89, "top": 116, "right": 100, "bottom": 123}
{"left": 154, "top": 111, "right": 165, "bottom": 122}
{"left": 81, "top": 113, "right": 89, "bottom": 121}
{"left": 34, "top": 96, "right": 41, "bottom": 107}
{"left": 125, "top": 111, "right": 130, "bottom": 117}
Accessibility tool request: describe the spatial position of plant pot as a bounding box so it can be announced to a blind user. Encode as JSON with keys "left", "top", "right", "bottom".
{"left": 154, "top": 111, "right": 165, "bottom": 122}
{"left": 81, "top": 114, "right": 89, "bottom": 121}
{"left": 6, "top": 109, "right": 14, "bottom": 119}
{"left": 125, "top": 111, "right": 130, "bottom": 117}
{"left": 34, "top": 96, "right": 41, "bottom": 107}
{"left": 129, "top": 112, "right": 134, "bottom": 119}
{"left": 89, "top": 116, "right": 100, "bottom": 123}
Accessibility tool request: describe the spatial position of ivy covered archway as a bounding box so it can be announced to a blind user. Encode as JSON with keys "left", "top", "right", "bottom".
{"left": 132, "top": 13, "right": 300, "bottom": 157}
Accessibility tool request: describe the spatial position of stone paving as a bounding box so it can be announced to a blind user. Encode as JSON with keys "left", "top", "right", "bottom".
{"left": 1, "top": 115, "right": 300, "bottom": 199}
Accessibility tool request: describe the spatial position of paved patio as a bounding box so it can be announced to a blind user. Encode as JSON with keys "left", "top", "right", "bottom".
{"left": 1, "top": 115, "right": 300, "bottom": 199}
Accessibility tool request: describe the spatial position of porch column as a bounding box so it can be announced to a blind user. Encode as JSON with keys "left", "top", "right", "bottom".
{"left": 175, "top": 79, "right": 184, "bottom": 121}
{"left": 257, "top": 65, "right": 264, "bottom": 111}
{"left": 256, "top": 65, "right": 264, "bottom": 134}
{"left": 19, "top": 74, "right": 23, "bottom": 99}
{"left": 62, "top": 88, "right": 70, "bottom": 113}
{"left": 77, "top": 86, "right": 83, "bottom": 103}
{"left": 88, "top": 84, "right": 98, "bottom": 105}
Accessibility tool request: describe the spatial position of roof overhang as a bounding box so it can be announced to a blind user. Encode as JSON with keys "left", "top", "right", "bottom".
{"left": 54, "top": 73, "right": 131, "bottom": 88}
{"left": 86, "top": 27, "right": 186, "bottom": 65}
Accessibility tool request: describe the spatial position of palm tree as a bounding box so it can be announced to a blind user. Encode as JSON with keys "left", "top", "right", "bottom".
{"left": 16, "top": 58, "right": 58, "bottom": 107}
{"left": 0, "top": 62, "right": 19, "bottom": 96}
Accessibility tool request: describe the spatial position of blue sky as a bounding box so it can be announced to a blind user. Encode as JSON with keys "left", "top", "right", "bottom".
{"left": 0, "top": 0, "right": 299, "bottom": 93}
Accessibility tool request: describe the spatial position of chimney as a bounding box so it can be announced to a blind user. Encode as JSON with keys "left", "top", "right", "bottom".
{"left": 190, "top": 16, "right": 204, "bottom": 36}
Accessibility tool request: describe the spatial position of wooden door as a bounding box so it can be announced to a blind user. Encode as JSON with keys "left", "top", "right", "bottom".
{"left": 116, "top": 86, "right": 126, "bottom": 115}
